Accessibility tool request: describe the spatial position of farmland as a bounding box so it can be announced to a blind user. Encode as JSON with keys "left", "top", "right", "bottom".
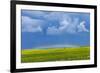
{"left": 21, "top": 46, "right": 90, "bottom": 63}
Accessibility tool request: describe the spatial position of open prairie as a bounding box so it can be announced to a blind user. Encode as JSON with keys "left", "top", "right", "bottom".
{"left": 21, "top": 46, "right": 90, "bottom": 63}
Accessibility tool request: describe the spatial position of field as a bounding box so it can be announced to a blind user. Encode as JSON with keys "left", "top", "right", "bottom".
{"left": 21, "top": 46, "right": 90, "bottom": 63}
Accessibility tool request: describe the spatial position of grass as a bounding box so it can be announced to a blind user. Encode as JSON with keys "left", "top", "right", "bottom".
{"left": 21, "top": 46, "right": 90, "bottom": 63}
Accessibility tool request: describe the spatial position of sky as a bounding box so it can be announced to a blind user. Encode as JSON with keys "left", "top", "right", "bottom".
{"left": 21, "top": 10, "right": 90, "bottom": 49}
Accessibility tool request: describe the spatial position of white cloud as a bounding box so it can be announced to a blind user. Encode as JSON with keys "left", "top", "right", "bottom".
{"left": 22, "top": 11, "right": 89, "bottom": 34}
{"left": 47, "top": 17, "right": 89, "bottom": 35}
{"left": 59, "top": 17, "right": 79, "bottom": 34}
{"left": 77, "top": 21, "right": 89, "bottom": 32}
{"left": 22, "top": 16, "right": 44, "bottom": 32}
{"left": 47, "top": 26, "right": 61, "bottom": 35}
{"left": 47, "top": 17, "right": 78, "bottom": 35}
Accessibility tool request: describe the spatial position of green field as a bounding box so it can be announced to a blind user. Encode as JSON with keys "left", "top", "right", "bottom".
{"left": 21, "top": 46, "right": 90, "bottom": 63}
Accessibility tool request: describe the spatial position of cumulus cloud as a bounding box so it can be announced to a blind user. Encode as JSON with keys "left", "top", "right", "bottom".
{"left": 59, "top": 17, "right": 78, "bottom": 34}
{"left": 47, "top": 26, "right": 61, "bottom": 35}
{"left": 77, "top": 21, "right": 89, "bottom": 32}
{"left": 47, "top": 16, "right": 79, "bottom": 35}
{"left": 22, "top": 10, "right": 89, "bottom": 34}
{"left": 22, "top": 16, "right": 45, "bottom": 32}
{"left": 47, "top": 17, "right": 89, "bottom": 35}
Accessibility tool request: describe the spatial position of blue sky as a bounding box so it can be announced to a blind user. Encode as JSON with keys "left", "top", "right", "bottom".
{"left": 21, "top": 10, "right": 90, "bottom": 49}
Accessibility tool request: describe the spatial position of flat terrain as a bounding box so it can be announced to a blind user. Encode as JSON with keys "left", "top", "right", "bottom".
{"left": 21, "top": 46, "right": 90, "bottom": 63}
